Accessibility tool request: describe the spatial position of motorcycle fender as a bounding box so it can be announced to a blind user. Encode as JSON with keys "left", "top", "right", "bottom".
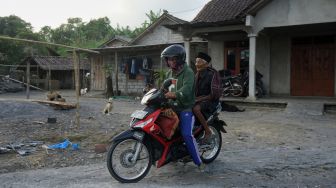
{"left": 213, "top": 119, "right": 228, "bottom": 133}
{"left": 112, "top": 130, "right": 145, "bottom": 142}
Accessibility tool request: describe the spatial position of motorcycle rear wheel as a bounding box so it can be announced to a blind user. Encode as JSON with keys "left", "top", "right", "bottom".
{"left": 107, "top": 138, "right": 152, "bottom": 183}
{"left": 256, "top": 86, "right": 263, "bottom": 98}
{"left": 199, "top": 126, "right": 222, "bottom": 164}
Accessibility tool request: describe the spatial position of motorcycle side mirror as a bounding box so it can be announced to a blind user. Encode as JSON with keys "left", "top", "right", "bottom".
{"left": 161, "top": 79, "right": 172, "bottom": 92}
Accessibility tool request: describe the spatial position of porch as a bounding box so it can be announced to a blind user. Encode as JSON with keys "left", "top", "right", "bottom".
{"left": 222, "top": 96, "right": 336, "bottom": 115}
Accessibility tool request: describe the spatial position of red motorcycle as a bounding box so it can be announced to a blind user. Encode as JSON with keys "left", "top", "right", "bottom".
{"left": 107, "top": 80, "right": 227, "bottom": 183}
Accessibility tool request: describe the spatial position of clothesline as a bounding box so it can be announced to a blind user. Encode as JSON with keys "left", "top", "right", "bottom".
{"left": 120, "top": 52, "right": 161, "bottom": 59}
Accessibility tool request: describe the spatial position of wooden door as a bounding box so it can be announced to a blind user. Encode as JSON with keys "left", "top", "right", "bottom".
{"left": 311, "top": 44, "right": 335, "bottom": 96}
{"left": 291, "top": 36, "right": 335, "bottom": 96}
{"left": 91, "top": 56, "right": 106, "bottom": 90}
{"left": 291, "top": 45, "right": 313, "bottom": 95}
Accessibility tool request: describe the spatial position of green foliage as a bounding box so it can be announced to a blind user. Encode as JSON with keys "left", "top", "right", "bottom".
{"left": 0, "top": 9, "right": 163, "bottom": 68}
{"left": 103, "top": 62, "right": 114, "bottom": 75}
{"left": 154, "top": 69, "right": 167, "bottom": 87}
{"left": 0, "top": 15, "right": 32, "bottom": 37}
{"left": 0, "top": 15, "right": 47, "bottom": 73}
{"left": 133, "top": 9, "right": 162, "bottom": 37}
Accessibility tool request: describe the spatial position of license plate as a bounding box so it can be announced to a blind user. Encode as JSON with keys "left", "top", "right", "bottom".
{"left": 130, "top": 110, "right": 147, "bottom": 119}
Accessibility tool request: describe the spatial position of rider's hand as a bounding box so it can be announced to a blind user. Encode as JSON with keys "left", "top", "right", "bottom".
{"left": 165, "top": 92, "right": 176, "bottom": 99}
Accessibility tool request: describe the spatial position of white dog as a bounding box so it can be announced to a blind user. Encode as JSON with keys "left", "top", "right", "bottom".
{"left": 80, "top": 88, "right": 88, "bottom": 95}
{"left": 103, "top": 98, "right": 113, "bottom": 114}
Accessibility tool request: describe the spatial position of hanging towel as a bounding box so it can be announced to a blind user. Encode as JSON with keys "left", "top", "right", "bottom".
{"left": 131, "top": 59, "right": 136, "bottom": 74}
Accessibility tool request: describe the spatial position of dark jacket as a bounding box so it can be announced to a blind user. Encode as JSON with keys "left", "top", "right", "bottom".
{"left": 195, "top": 66, "right": 222, "bottom": 101}
{"left": 165, "top": 64, "right": 195, "bottom": 111}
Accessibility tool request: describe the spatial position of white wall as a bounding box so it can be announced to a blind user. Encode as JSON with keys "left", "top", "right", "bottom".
{"left": 254, "top": 0, "right": 336, "bottom": 32}
{"left": 269, "top": 36, "right": 291, "bottom": 95}
{"left": 256, "top": 35, "right": 271, "bottom": 95}
{"left": 208, "top": 40, "right": 224, "bottom": 71}
{"left": 134, "top": 19, "right": 184, "bottom": 45}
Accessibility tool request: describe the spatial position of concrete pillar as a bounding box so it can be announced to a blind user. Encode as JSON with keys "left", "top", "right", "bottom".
{"left": 246, "top": 33, "right": 257, "bottom": 101}
{"left": 184, "top": 39, "right": 191, "bottom": 66}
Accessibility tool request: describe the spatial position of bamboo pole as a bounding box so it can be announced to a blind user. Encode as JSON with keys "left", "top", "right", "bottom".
{"left": 0, "top": 74, "right": 44, "bottom": 91}
{"left": 26, "top": 61, "right": 30, "bottom": 99}
{"left": 36, "top": 65, "right": 39, "bottom": 88}
{"left": 0, "top": 35, "right": 99, "bottom": 54}
{"left": 114, "top": 51, "right": 119, "bottom": 95}
{"left": 0, "top": 64, "right": 39, "bottom": 67}
{"left": 73, "top": 50, "right": 80, "bottom": 128}
{"left": 48, "top": 65, "right": 51, "bottom": 90}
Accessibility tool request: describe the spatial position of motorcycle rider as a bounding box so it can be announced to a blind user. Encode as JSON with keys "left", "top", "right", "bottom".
{"left": 161, "top": 44, "right": 204, "bottom": 169}
{"left": 193, "top": 52, "right": 222, "bottom": 142}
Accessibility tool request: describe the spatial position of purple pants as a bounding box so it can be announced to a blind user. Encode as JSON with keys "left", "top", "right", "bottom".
{"left": 179, "top": 111, "right": 202, "bottom": 166}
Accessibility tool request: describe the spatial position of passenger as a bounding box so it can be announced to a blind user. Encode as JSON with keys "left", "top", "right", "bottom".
{"left": 193, "top": 52, "right": 222, "bottom": 142}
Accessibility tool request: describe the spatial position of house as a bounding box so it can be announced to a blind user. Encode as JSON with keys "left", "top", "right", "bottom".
{"left": 169, "top": 0, "right": 336, "bottom": 99}
{"left": 98, "top": 35, "right": 132, "bottom": 48}
{"left": 19, "top": 56, "right": 90, "bottom": 90}
{"left": 89, "top": 11, "right": 207, "bottom": 95}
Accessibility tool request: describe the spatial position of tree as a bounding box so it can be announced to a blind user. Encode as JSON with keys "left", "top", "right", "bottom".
{"left": 132, "top": 9, "right": 162, "bottom": 36}
{"left": 0, "top": 15, "right": 32, "bottom": 37}
{"left": 146, "top": 10, "right": 162, "bottom": 24}
{"left": 0, "top": 15, "right": 42, "bottom": 71}
{"left": 39, "top": 26, "right": 53, "bottom": 42}
{"left": 83, "top": 17, "right": 113, "bottom": 41}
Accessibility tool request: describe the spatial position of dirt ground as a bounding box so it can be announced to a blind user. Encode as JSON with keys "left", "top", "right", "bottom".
{"left": 0, "top": 90, "right": 336, "bottom": 187}
{"left": 0, "top": 90, "right": 141, "bottom": 173}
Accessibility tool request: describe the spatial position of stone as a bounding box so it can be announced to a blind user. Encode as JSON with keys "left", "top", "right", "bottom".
{"left": 94, "top": 144, "right": 107, "bottom": 153}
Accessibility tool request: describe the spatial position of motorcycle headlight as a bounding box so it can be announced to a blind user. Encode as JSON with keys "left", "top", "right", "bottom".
{"left": 129, "top": 118, "right": 137, "bottom": 127}
{"left": 133, "top": 118, "right": 153, "bottom": 128}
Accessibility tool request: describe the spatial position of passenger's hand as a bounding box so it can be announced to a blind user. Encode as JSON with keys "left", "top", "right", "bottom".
{"left": 165, "top": 92, "right": 176, "bottom": 99}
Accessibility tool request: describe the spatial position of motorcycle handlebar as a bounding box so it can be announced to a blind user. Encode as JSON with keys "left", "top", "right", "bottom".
{"left": 160, "top": 79, "right": 173, "bottom": 93}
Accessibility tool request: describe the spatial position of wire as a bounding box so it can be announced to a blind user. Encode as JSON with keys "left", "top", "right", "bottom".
{"left": 169, "top": 6, "right": 204, "bottom": 14}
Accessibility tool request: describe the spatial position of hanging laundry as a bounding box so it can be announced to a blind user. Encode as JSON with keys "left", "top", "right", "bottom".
{"left": 143, "top": 57, "right": 148, "bottom": 69}
{"left": 131, "top": 59, "right": 136, "bottom": 74}
{"left": 142, "top": 57, "right": 153, "bottom": 70}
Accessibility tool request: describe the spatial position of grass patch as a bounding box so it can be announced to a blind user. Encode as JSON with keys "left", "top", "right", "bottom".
{"left": 67, "top": 134, "right": 89, "bottom": 142}
{"left": 35, "top": 134, "right": 65, "bottom": 143}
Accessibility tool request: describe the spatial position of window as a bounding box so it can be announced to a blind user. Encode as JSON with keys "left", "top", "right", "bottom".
{"left": 224, "top": 41, "right": 249, "bottom": 75}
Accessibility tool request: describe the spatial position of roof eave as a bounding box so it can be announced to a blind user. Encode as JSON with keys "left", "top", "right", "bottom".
{"left": 130, "top": 12, "right": 187, "bottom": 45}
{"left": 244, "top": 0, "right": 273, "bottom": 16}
{"left": 165, "top": 19, "right": 244, "bottom": 31}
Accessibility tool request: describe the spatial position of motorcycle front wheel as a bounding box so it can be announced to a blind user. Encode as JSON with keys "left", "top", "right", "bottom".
{"left": 230, "top": 82, "right": 243, "bottom": 97}
{"left": 199, "top": 126, "right": 222, "bottom": 164}
{"left": 107, "top": 138, "right": 152, "bottom": 183}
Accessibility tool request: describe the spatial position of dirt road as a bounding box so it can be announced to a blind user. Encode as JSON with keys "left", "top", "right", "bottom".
{"left": 0, "top": 91, "right": 336, "bottom": 187}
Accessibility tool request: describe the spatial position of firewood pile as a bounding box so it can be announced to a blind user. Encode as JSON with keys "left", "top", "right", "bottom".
{"left": 0, "top": 75, "right": 24, "bottom": 94}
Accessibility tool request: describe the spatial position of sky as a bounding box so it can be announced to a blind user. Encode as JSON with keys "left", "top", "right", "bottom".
{"left": 0, "top": 0, "right": 211, "bottom": 31}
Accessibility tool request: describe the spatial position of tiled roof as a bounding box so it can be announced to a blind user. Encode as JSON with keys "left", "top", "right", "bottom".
{"left": 98, "top": 35, "right": 132, "bottom": 48}
{"left": 25, "top": 56, "right": 90, "bottom": 71}
{"left": 192, "top": 0, "right": 258, "bottom": 25}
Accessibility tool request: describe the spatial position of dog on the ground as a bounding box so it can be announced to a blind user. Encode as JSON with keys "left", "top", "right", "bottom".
{"left": 80, "top": 88, "right": 88, "bottom": 96}
{"left": 221, "top": 101, "right": 245, "bottom": 112}
{"left": 103, "top": 98, "right": 113, "bottom": 114}
{"left": 47, "top": 91, "right": 66, "bottom": 103}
